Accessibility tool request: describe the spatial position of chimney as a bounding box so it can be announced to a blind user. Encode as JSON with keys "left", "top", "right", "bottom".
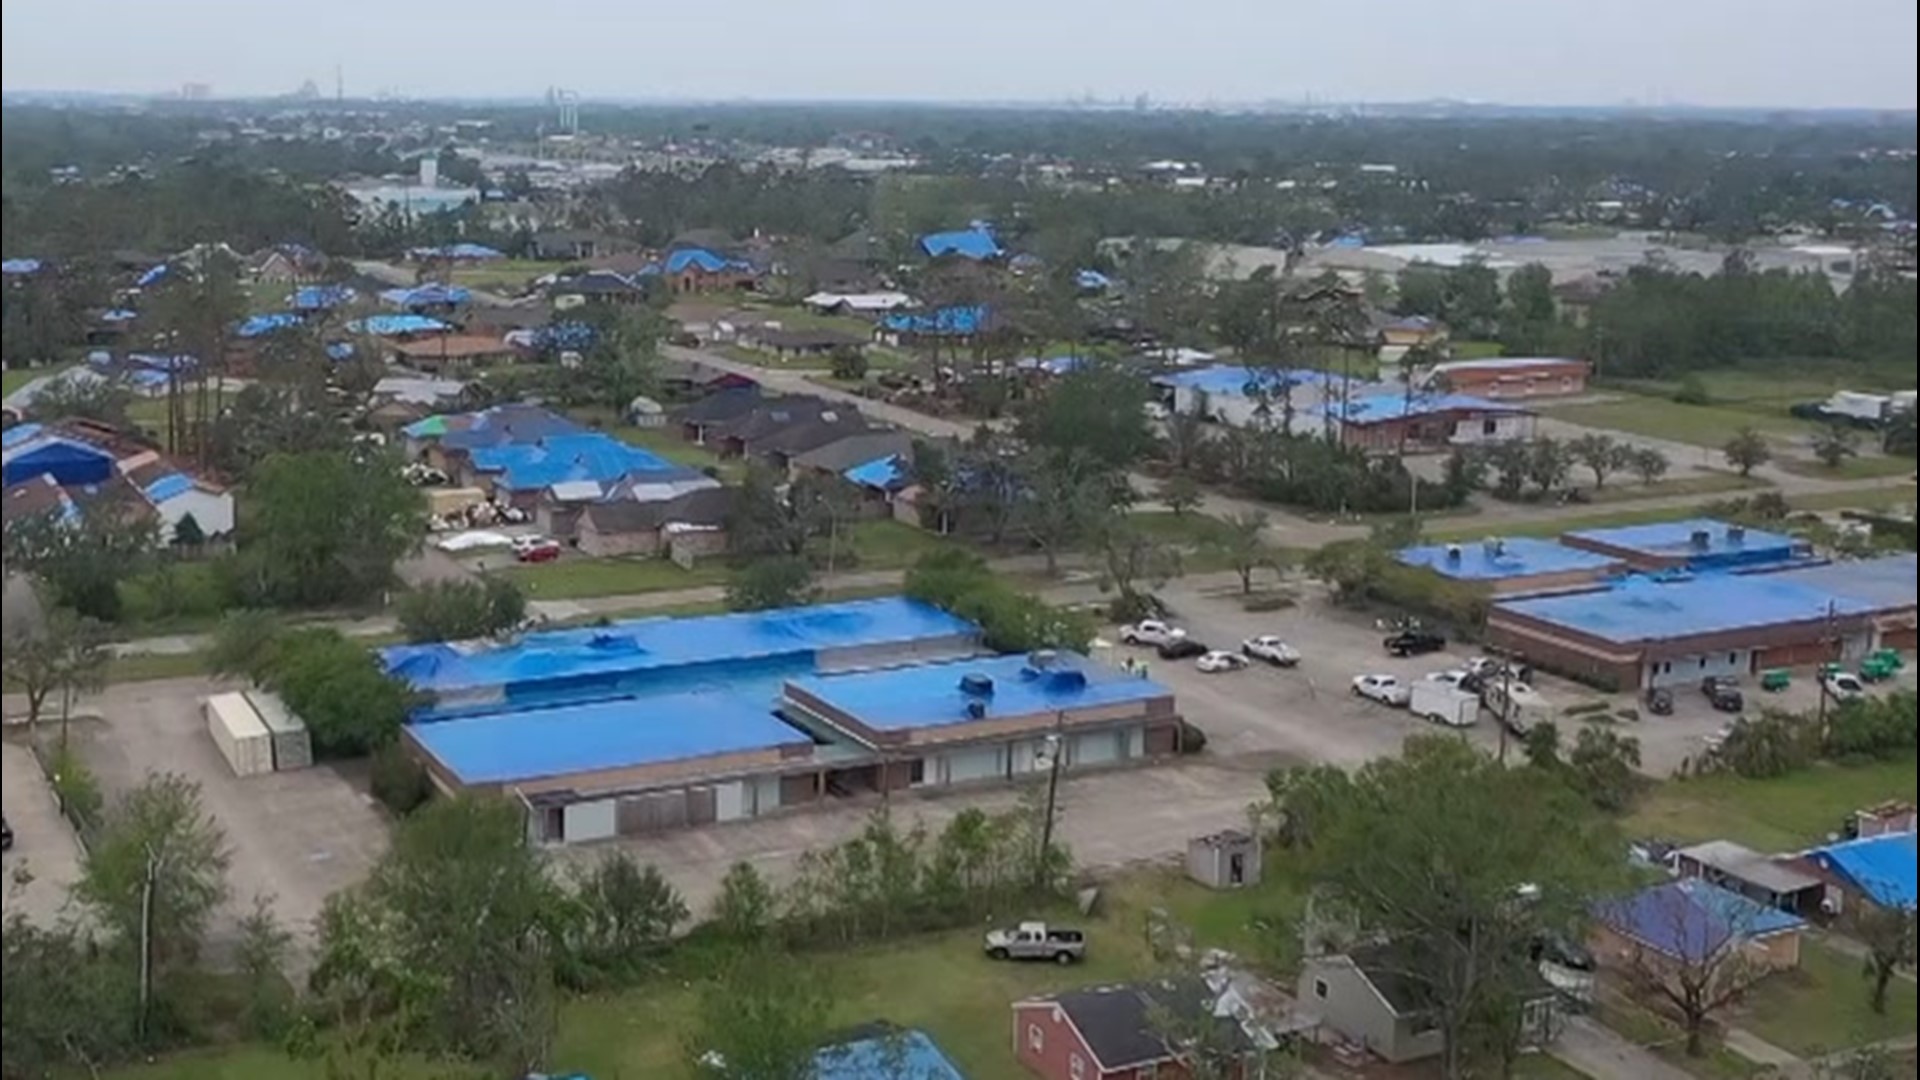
{"left": 1690, "top": 528, "right": 1711, "bottom": 550}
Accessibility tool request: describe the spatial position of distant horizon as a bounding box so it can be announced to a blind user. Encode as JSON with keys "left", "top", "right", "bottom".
{"left": 3, "top": 0, "right": 1913, "bottom": 112}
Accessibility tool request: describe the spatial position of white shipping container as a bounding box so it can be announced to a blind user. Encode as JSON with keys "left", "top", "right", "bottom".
{"left": 246, "top": 689, "right": 313, "bottom": 771}
{"left": 1410, "top": 682, "right": 1480, "bottom": 727}
{"left": 204, "top": 692, "right": 274, "bottom": 777}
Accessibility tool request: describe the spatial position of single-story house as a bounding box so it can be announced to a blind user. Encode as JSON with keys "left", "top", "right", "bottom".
{"left": 659, "top": 357, "right": 758, "bottom": 398}
{"left": 674, "top": 387, "right": 765, "bottom": 444}
{"left": 748, "top": 410, "right": 876, "bottom": 471}
{"left": 1013, "top": 976, "right": 1281, "bottom": 1080}
{"left": 1592, "top": 878, "right": 1807, "bottom": 975}
{"left": 1670, "top": 840, "right": 1827, "bottom": 916}
{"left": 391, "top": 334, "right": 522, "bottom": 371}
{"left": 530, "top": 230, "right": 634, "bottom": 262}
{"left": 739, "top": 326, "right": 868, "bottom": 359}
{"left": 1375, "top": 313, "right": 1449, "bottom": 369}
{"left": 574, "top": 487, "right": 733, "bottom": 559}
{"left": 1297, "top": 943, "right": 1556, "bottom": 1065}
{"left": 710, "top": 396, "right": 845, "bottom": 459}
{"left": 788, "top": 431, "right": 915, "bottom": 485}
{"left": 2, "top": 420, "right": 235, "bottom": 542}
{"left": 803, "top": 291, "right": 916, "bottom": 316}
{"left": 1787, "top": 832, "right": 1917, "bottom": 915}
{"left": 1421, "top": 357, "right": 1592, "bottom": 400}
{"left": 1323, "top": 390, "right": 1536, "bottom": 453}
{"left": 920, "top": 227, "right": 1002, "bottom": 261}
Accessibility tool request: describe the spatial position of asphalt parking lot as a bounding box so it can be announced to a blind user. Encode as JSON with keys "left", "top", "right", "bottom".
{"left": 1, "top": 739, "right": 87, "bottom": 927}
{"left": 68, "top": 677, "right": 391, "bottom": 961}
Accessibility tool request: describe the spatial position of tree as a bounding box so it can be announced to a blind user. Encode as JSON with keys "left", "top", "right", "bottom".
{"left": 257, "top": 627, "right": 415, "bottom": 757}
{"left": 1, "top": 602, "right": 107, "bottom": 739}
{"left": 235, "top": 894, "right": 296, "bottom": 1039}
{"left": 1158, "top": 474, "right": 1203, "bottom": 517}
{"left": 1504, "top": 263, "right": 1558, "bottom": 326}
{"left": 565, "top": 852, "right": 687, "bottom": 985}
{"left": 1849, "top": 903, "right": 1916, "bottom": 1016}
{"left": 1161, "top": 400, "right": 1209, "bottom": 474}
{"left": 1212, "top": 510, "right": 1277, "bottom": 595}
{"left": 1299, "top": 737, "right": 1620, "bottom": 1078}
{"left": 77, "top": 774, "right": 231, "bottom": 1003}
{"left": 2, "top": 493, "right": 157, "bottom": 621}
{"left": 712, "top": 861, "right": 779, "bottom": 944}
{"left": 243, "top": 450, "right": 426, "bottom": 607}
{"left": 1567, "top": 726, "right": 1643, "bottom": 812}
{"left": 311, "top": 796, "right": 564, "bottom": 1071}
{"left": 567, "top": 302, "right": 663, "bottom": 410}
{"left": 726, "top": 556, "right": 816, "bottom": 612}
{"left": 728, "top": 463, "right": 808, "bottom": 558}
{"left": 828, "top": 348, "right": 869, "bottom": 381}
{"left": 1631, "top": 446, "right": 1671, "bottom": 486}
{"left": 1483, "top": 440, "right": 1532, "bottom": 500}
{"left": 1097, "top": 517, "right": 1183, "bottom": 619}
{"left": 207, "top": 608, "right": 284, "bottom": 678}
{"left": 685, "top": 948, "right": 832, "bottom": 1080}
{"left": 1015, "top": 358, "right": 1153, "bottom": 468}
{"left": 1, "top": 915, "right": 141, "bottom": 1076}
{"left": 396, "top": 577, "right": 528, "bottom": 643}
{"left": 1015, "top": 450, "right": 1115, "bottom": 576}
{"left": 1525, "top": 437, "right": 1574, "bottom": 497}
{"left": 1615, "top": 885, "right": 1770, "bottom": 1057}
{"left": 1811, "top": 424, "right": 1860, "bottom": 469}
{"left": 170, "top": 512, "right": 206, "bottom": 549}
{"left": 1722, "top": 427, "right": 1773, "bottom": 477}
{"left": 1568, "top": 433, "right": 1621, "bottom": 490}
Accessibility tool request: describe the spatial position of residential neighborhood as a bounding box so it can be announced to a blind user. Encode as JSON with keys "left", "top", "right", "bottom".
{"left": 1, "top": 47, "right": 1917, "bottom": 1080}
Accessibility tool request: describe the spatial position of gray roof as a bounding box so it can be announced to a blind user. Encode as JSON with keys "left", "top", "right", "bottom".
{"left": 1046, "top": 979, "right": 1252, "bottom": 1070}
{"left": 583, "top": 487, "right": 732, "bottom": 534}
{"left": 1674, "top": 840, "right": 1822, "bottom": 895}
{"left": 791, "top": 431, "right": 913, "bottom": 473}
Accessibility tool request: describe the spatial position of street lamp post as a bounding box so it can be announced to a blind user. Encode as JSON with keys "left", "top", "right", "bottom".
{"left": 1035, "top": 711, "right": 1067, "bottom": 889}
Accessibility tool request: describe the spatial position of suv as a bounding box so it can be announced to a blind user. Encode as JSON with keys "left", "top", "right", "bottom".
{"left": 1701, "top": 676, "right": 1744, "bottom": 713}
{"left": 1384, "top": 629, "right": 1446, "bottom": 657}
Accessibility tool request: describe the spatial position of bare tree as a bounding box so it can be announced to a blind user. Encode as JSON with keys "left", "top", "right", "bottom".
{"left": 1849, "top": 903, "right": 1916, "bottom": 1016}
{"left": 1616, "top": 886, "right": 1771, "bottom": 1057}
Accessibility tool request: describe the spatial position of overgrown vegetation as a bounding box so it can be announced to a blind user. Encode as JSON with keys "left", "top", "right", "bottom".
{"left": 904, "top": 548, "right": 1094, "bottom": 652}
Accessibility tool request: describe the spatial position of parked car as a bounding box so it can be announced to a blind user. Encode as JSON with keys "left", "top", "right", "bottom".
{"left": 1158, "top": 637, "right": 1208, "bottom": 660}
{"left": 1352, "top": 674, "right": 1412, "bottom": 707}
{"left": 1424, "top": 669, "right": 1470, "bottom": 688}
{"left": 984, "top": 922, "right": 1085, "bottom": 964}
{"left": 1701, "top": 676, "right": 1744, "bottom": 713}
{"left": 1241, "top": 635, "right": 1301, "bottom": 667}
{"left": 509, "top": 534, "right": 552, "bottom": 553}
{"left": 1197, "top": 650, "right": 1250, "bottom": 674}
{"left": 1383, "top": 629, "right": 1446, "bottom": 657}
{"left": 515, "top": 540, "right": 562, "bottom": 563}
{"left": 1645, "top": 686, "right": 1674, "bottom": 716}
{"left": 1120, "top": 619, "right": 1187, "bottom": 648}
{"left": 1822, "top": 671, "right": 1867, "bottom": 701}
{"left": 1, "top": 814, "right": 11, "bottom": 852}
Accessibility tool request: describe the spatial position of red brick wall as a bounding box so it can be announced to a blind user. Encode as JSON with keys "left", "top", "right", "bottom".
{"left": 1012, "top": 1002, "right": 1126, "bottom": 1080}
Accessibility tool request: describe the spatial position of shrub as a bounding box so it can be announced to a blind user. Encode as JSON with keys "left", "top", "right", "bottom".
{"left": 396, "top": 578, "right": 528, "bottom": 644}
{"left": 1178, "top": 720, "right": 1208, "bottom": 754}
{"left": 1106, "top": 591, "right": 1158, "bottom": 625}
{"left": 369, "top": 743, "right": 432, "bottom": 816}
{"left": 1672, "top": 374, "right": 1712, "bottom": 405}
{"left": 44, "top": 742, "right": 104, "bottom": 835}
{"left": 260, "top": 628, "right": 415, "bottom": 758}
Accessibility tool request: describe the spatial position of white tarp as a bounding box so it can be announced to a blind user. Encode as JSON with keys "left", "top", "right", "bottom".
{"left": 436, "top": 529, "right": 515, "bottom": 552}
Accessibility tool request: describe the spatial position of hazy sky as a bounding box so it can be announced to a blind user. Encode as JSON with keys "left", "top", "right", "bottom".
{"left": 3, "top": 0, "right": 1915, "bottom": 109}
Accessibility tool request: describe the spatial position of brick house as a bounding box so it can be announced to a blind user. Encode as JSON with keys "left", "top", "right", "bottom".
{"left": 1590, "top": 879, "right": 1806, "bottom": 982}
{"left": 1012, "top": 979, "right": 1272, "bottom": 1080}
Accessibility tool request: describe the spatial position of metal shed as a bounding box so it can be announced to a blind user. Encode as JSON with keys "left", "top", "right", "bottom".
{"left": 1188, "top": 829, "right": 1263, "bottom": 890}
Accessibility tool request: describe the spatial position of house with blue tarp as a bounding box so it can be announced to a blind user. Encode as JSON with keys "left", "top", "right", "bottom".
{"left": 351, "top": 313, "right": 451, "bottom": 337}
{"left": 880, "top": 305, "right": 988, "bottom": 341}
{"left": 639, "top": 246, "right": 758, "bottom": 294}
{"left": 1593, "top": 878, "right": 1806, "bottom": 972}
{"left": 289, "top": 284, "right": 355, "bottom": 311}
{"left": 2, "top": 419, "right": 235, "bottom": 540}
{"left": 236, "top": 312, "right": 303, "bottom": 339}
{"left": 381, "top": 283, "right": 472, "bottom": 309}
{"left": 919, "top": 227, "right": 1002, "bottom": 261}
{"left": 1796, "top": 832, "right": 1918, "bottom": 912}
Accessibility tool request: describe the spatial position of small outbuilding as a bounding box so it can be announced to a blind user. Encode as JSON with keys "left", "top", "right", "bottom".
{"left": 1188, "top": 830, "right": 1263, "bottom": 890}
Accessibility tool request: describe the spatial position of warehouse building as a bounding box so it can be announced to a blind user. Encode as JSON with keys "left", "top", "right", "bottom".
{"left": 1560, "top": 518, "right": 1809, "bottom": 573}
{"left": 395, "top": 603, "right": 1183, "bottom": 844}
{"left": 1487, "top": 555, "right": 1917, "bottom": 690}
{"left": 382, "top": 596, "right": 980, "bottom": 720}
{"left": 1419, "top": 357, "right": 1592, "bottom": 400}
{"left": 1395, "top": 536, "right": 1625, "bottom": 595}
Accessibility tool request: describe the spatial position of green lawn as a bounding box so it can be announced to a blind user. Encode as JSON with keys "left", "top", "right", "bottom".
{"left": 1515, "top": 1054, "right": 1594, "bottom": 1079}
{"left": 1627, "top": 757, "right": 1918, "bottom": 853}
{"left": 1425, "top": 483, "right": 1919, "bottom": 544}
{"left": 1594, "top": 996, "right": 1763, "bottom": 1080}
{"left": 841, "top": 519, "right": 953, "bottom": 570}
{"left": 1452, "top": 340, "right": 1506, "bottom": 360}
{"left": 501, "top": 555, "right": 734, "bottom": 601}
{"left": 3, "top": 362, "right": 72, "bottom": 396}
{"left": 1580, "top": 472, "right": 1760, "bottom": 505}
{"left": 1774, "top": 454, "right": 1918, "bottom": 482}
{"left": 107, "top": 866, "right": 1308, "bottom": 1080}
{"left": 447, "top": 259, "right": 571, "bottom": 290}
{"left": 1742, "top": 940, "right": 1920, "bottom": 1057}
{"left": 1545, "top": 397, "right": 1806, "bottom": 450}
{"left": 103, "top": 650, "right": 214, "bottom": 683}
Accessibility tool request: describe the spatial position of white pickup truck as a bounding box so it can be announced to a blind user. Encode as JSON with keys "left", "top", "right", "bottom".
{"left": 1120, "top": 619, "right": 1187, "bottom": 648}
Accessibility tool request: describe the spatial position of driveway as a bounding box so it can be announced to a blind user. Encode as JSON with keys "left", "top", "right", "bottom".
{"left": 0, "top": 739, "right": 87, "bottom": 928}
{"left": 1553, "top": 1015, "right": 1694, "bottom": 1080}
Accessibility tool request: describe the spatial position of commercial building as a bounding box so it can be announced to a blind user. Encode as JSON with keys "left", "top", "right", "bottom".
{"left": 1487, "top": 555, "right": 1918, "bottom": 690}
{"left": 1395, "top": 536, "right": 1624, "bottom": 595}
{"left": 1559, "top": 518, "right": 1807, "bottom": 572}
{"left": 1323, "top": 390, "right": 1536, "bottom": 453}
{"left": 1420, "top": 357, "right": 1591, "bottom": 400}
{"left": 392, "top": 599, "right": 1184, "bottom": 844}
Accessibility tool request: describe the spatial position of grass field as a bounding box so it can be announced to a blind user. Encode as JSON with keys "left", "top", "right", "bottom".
{"left": 1742, "top": 939, "right": 1919, "bottom": 1057}
{"left": 1546, "top": 397, "right": 1810, "bottom": 450}
{"left": 1579, "top": 471, "right": 1759, "bottom": 505}
{"left": 447, "top": 259, "right": 570, "bottom": 290}
{"left": 1425, "top": 483, "right": 1918, "bottom": 544}
{"left": 1626, "top": 757, "right": 1918, "bottom": 853}
{"left": 3, "top": 362, "right": 72, "bottom": 396}
{"left": 1774, "top": 454, "right": 1917, "bottom": 482}
{"left": 1554, "top": 364, "right": 1910, "bottom": 454}
{"left": 106, "top": 865, "right": 1309, "bottom": 1080}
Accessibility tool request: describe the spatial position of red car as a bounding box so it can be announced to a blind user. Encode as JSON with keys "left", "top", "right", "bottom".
{"left": 516, "top": 540, "right": 562, "bottom": 563}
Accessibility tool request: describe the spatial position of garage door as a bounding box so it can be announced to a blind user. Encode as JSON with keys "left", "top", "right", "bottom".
{"left": 942, "top": 745, "right": 1003, "bottom": 784}
{"left": 1073, "top": 731, "right": 1120, "bottom": 767}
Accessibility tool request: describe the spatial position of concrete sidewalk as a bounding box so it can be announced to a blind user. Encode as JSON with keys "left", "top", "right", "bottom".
{"left": 1551, "top": 1015, "right": 1695, "bottom": 1080}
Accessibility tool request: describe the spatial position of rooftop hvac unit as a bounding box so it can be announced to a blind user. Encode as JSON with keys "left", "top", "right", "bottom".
{"left": 966, "top": 699, "right": 988, "bottom": 720}
{"left": 959, "top": 673, "right": 995, "bottom": 697}
{"left": 1690, "top": 529, "right": 1712, "bottom": 549}
{"left": 1483, "top": 537, "right": 1505, "bottom": 557}
{"left": 1727, "top": 524, "right": 1746, "bottom": 543}
{"left": 1028, "top": 649, "right": 1059, "bottom": 669}
{"left": 1446, "top": 544, "right": 1464, "bottom": 561}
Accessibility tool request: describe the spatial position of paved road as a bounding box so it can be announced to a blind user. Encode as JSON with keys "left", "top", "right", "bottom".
{"left": 670, "top": 344, "right": 1911, "bottom": 550}
{"left": 1552, "top": 1015, "right": 1695, "bottom": 1080}
{"left": 0, "top": 740, "right": 87, "bottom": 928}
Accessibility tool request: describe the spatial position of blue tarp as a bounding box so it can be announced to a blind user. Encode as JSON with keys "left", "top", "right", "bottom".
{"left": 2, "top": 438, "right": 115, "bottom": 487}
{"left": 1562, "top": 518, "right": 1801, "bottom": 570}
{"left": 1, "top": 258, "right": 44, "bottom": 275}
{"left": 1809, "top": 834, "right": 1917, "bottom": 909}
{"left": 843, "top": 454, "right": 909, "bottom": 492}
{"left": 919, "top": 228, "right": 1001, "bottom": 260}
{"left": 881, "top": 305, "right": 987, "bottom": 337}
{"left": 1397, "top": 538, "right": 1622, "bottom": 581}
{"left": 1494, "top": 570, "right": 1886, "bottom": 645}
{"left": 101, "top": 308, "right": 138, "bottom": 323}
{"left": 1325, "top": 390, "right": 1528, "bottom": 425}
{"left": 469, "top": 433, "right": 691, "bottom": 492}
{"left": 817, "top": 1030, "right": 966, "bottom": 1080}
{"left": 142, "top": 473, "right": 194, "bottom": 503}
{"left": 136, "top": 264, "right": 169, "bottom": 288}
{"left": 408, "top": 243, "right": 504, "bottom": 261}
{"left": 290, "top": 284, "right": 354, "bottom": 311}
{"left": 662, "top": 247, "right": 747, "bottom": 275}
{"left": 1153, "top": 365, "right": 1314, "bottom": 397}
{"left": 1075, "top": 268, "right": 1112, "bottom": 290}
{"left": 128, "top": 352, "right": 198, "bottom": 372}
{"left": 1595, "top": 880, "right": 1803, "bottom": 963}
{"left": 1, "top": 423, "right": 45, "bottom": 449}
{"left": 381, "top": 283, "right": 472, "bottom": 308}
{"left": 788, "top": 652, "right": 1166, "bottom": 733}
{"left": 236, "top": 312, "right": 302, "bottom": 339}
{"left": 351, "top": 314, "right": 450, "bottom": 336}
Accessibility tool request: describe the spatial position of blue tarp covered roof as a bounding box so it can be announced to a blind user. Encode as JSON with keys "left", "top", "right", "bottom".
{"left": 381, "top": 283, "right": 472, "bottom": 308}
{"left": 408, "top": 243, "right": 504, "bottom": 260}
{"left": 128, "top": 352, "right": 198, "bottom": 372}
{"left": 351, "top": 314, "right": 450, "bottom": 336}
{"left": 236, "top": 312, "right": 302, "bottom": 339}
{"left": 1075, "top": 268, "right": 1112, "bottom": 290}
{"left": 404, "top": 404, "right": 586, "bottom": 447}
{"left": 881, "top": 305, "right": 987, "bottom": 337}
{"left": 101, "top": 308, "right": 138, "bottom": 323}
{"left": 2, "top": 258, "right": 44, "bottom": 275}
{"left": 843, "top": 454, "right": 909, "bottom": 492}
{"left": 468, "top": 433, "right": 693, "bottom": 492}
{"left": 1494, "top": 571, "right": 1885, "bottom": 645}
{"left": 817, "top": 1030, "right": 965, "bottom": 1080}
{"left": 1324, "top": 389, "right": 1530, "bottom": 425}
{"left": 662, "top": 247, "right": 748, "bottom": 275}
{"left": 1, "top": 423, "right": 46, "bottom": 449}
{"left": 1152, "top": 365, "right": 1314, "bottom": 397}
{"left": 142, "top": 473, "right": 194, "bottom": 503}
{"left": 919, "top": 228, "right": 1002, "bottom": 260}
{"left": 1809, "top": 833, "right": 1917, "bottom": 909}
{"left": 290, "top": 284, "right": 355, "bottom": 311}
{"left": 1397, "top": 537, "right": 1623, "bottom": 581}
{"left": 1595, "top": 879, "right": 1803, "bottom": 963}
{"left": 789, "top": 652, "right": 1166, "bottom": 732}
{"left": 136, "top": 264, "right": 169, "bottom": 288}
{"left": 2, "top": 437, "right": 115, "bottom": 488}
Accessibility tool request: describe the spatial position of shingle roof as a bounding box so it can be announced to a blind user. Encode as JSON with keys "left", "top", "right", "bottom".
{"left": 1595, "top": 879, "right": 1805, "bottom": 963}
{"left": 673, "top": 387, "right": 764, "bottom": 424}
{"left": 583, "top": 486, "right": 732, "bottom": 534}
{"left": 1042, "top": 979, "right": 1250, "bottom": 1070}
{"left": 792, "top": 431, "right": 913, "bottom": 473}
